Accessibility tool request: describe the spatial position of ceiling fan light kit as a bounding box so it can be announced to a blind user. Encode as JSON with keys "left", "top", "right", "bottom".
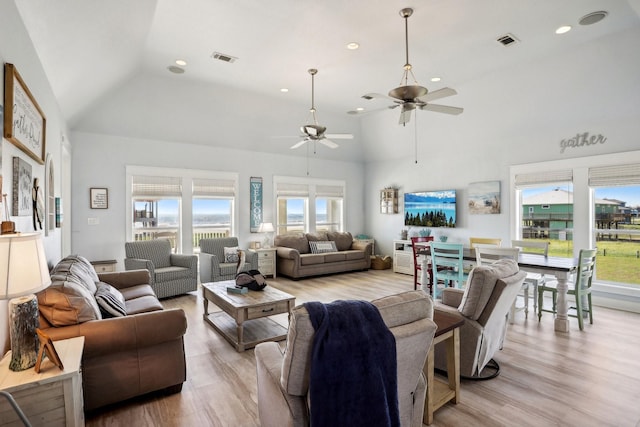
{"left": 361, "top": 7, "right": 463, "bottom": 125}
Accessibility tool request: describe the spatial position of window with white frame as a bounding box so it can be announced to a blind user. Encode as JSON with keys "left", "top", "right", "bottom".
{"left": 127, "top": 167, "right": 238, "bottom": 254}
{"left": 274, "top": 177, "right": 345, "bottom": 235}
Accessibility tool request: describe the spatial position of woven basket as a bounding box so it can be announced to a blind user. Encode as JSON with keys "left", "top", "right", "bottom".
{"left": 371, "top": 255, "right": 392, "bottom": 270}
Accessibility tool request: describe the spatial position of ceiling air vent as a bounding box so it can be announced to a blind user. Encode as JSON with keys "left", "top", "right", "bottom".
{"left": 496, "top": 33, "right": 519, "bottom": 47}
{"left": 211, "top": 52, "right": 237, "bottom": 63}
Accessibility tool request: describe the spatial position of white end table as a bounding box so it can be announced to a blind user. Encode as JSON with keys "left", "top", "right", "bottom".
{"left": 249, "top": 248, "right": 277, "bottom": 278}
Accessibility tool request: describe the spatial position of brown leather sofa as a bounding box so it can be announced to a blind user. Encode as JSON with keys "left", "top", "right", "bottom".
{"left": 37, "top": 255, "right": 188, "bottom": 411}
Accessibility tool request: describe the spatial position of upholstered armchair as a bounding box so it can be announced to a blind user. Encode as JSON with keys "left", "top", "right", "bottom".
{"left": 124, "top": 239, "right": 197, "bottom": 299}
{"left": 255, "top": 290, "right": 437, "bottom": 427}
{"left": 198, "top": 237, "right": 257, "bottom": 283}
{"left": 433, "top": 258, "right": 526, "bottom": 379}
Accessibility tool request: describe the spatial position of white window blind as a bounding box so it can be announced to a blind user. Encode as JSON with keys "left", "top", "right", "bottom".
{"left": 316, "top": 184, "right": 344, "bottom": 198}
{"left": 514, "top": 169, "right": 573, "bottom": 187}
{"left": 132, "top": 175, "right": 182, "bottom": 197}
{"left": 192, "top": 178, "right": 235, "bottom": 197}
{"left": 588, "top": 163, "right": 640, "bottom": 187}
{"left": 276, "top": 183, "right": 309, "bottom": 197}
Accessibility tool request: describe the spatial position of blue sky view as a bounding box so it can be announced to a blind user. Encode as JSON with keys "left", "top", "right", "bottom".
{"left": 523, "top": 186, "right": 640, "bottom": 207}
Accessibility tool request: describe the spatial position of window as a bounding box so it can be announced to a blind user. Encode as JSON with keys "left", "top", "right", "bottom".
{"left": 127, "top": 167, "right": 238, "bottom": 254}
{"left": 514, "top": 169, "right": 574, "bottom": 257}
{"left": 589, "top": 163, "right": 640, "bottom": 285}
{"left": 275, "top": 177, "right": 345, "bottom": 235}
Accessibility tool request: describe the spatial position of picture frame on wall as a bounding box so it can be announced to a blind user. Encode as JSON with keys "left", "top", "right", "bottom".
{"left": 90, "top": 187, "right": 108, "bottom": 209}
{"left": 250, "top": 177, "right": 263, "bottom": 232}
{"left": 3, "top": 63, "right": 47, "bottom": 165}
{"left": 468, "top": 180, "right": 501, "bottom": 215}
{"left": 12, "top": 156, "right": 32, "bottom": 216}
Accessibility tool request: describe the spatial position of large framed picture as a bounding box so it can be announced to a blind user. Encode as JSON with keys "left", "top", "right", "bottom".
{"left": 3, "top": 63, "right": 47, "bottom": 165}
{"left": 468, "top": 181, "right": 501, "bottom": 215}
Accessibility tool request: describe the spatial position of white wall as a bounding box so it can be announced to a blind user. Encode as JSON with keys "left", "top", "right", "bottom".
{"left": 70, "top": 131, "right": 365, "bottom": 265}
{"left": 0, "top": 2, "right": 69, "bottom": 353}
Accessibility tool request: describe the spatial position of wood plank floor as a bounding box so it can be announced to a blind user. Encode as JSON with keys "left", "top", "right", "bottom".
{"left": 85, "top": 269, "right": 640, "bottom": 427}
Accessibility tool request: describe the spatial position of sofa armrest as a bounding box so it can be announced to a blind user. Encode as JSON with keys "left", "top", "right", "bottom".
{"left": 351, "top": 240, "right": 372, "bottom": 255}
{"left": 440, "top": 288, "right": 465, "bottom": 308}
{"left": 170, "top": 253, "right": 197, "bottom": 269}
{"left": 276, "top": 247, "right": 300, "bottom": 261}
{"left": 98, "top": 269, "right": 151, "bottom": 291}
{"left": 199, "top": 253, "right": 222, "bottom": 282}
{"left": 43, "top": 308, "right": 187, "bottom": 359}
{"left": 255, "top": 342, "right": 306, "bottom": 426}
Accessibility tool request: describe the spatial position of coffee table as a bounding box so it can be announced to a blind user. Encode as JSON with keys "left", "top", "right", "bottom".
{"left": 202, "top": 280, "right": 295, "bottom": 352}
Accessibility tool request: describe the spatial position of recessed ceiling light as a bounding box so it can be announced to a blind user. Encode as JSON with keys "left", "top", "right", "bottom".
{"left": 580, "top": 11, "right": 608, "bottom": 26}
{"left": 555, "top": 25, "right": 572, "bottom": 34}
{"left": 175, "top": 59, "right": 187, "bottom": 66}
{"left": 167, "top": 65, "right": 185, "bottom": 74}
{"left": 346, "top": 42, "right": 360, "bottom": 50}
{"left": 280, "top": 88, "right": 289, "bottom": 93}
{"left": 431, "top": 77, "right": 441, "bottom": 82}
{"left": 356, "top": 107, "right": 364, "bottom": 111}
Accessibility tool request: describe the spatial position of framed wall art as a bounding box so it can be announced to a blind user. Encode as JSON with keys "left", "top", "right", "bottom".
{"left": 3, "top": 63, "right": 47, "bottom": 165}
{"left": 90, "top": 187, "right": 108, "bottom": 209}
{"left": 468, "top": 180, "right": 501, "bottom": 215}
{"left": 12, "top": 156, "right": 32, "bottom": 216}
{"left": 250, "top": 177, "right": 263, "bottom": 232}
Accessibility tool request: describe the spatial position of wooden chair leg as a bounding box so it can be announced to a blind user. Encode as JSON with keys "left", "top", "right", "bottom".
{"left": 588, "top": 294, "right": 594, "bottom": 325}
{"left": 575, "top": 291, "right": 584, "bottom": 331}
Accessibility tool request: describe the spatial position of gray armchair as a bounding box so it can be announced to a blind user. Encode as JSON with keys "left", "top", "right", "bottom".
{"left": 255, "top": 290, "right": 437, "bottom": 427}
{"left": 124, "top": 239, "right": 197, "bottom": 299}
{"left": 434, "top": 258, "right": 526, "bottom": 379}
{"left": 199, "top": 237, "right": 258, "bottom": 283}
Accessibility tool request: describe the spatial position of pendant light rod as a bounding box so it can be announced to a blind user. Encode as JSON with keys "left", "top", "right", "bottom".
{"left": 398, "top": 8, "right": 419, "bottom": 87}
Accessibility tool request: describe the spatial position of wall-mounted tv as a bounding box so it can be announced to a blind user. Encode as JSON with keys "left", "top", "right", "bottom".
{"left": 404, "top": 190, "right": 456, "bottom": 228}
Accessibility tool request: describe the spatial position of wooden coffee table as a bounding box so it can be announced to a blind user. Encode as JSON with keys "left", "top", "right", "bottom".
{"left": 202, "top": 280, "right": 295, "bottom": 352}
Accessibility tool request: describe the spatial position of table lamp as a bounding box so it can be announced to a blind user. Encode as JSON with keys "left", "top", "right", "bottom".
{"left": 258, "top": 222, "right": 275, "bottom": 248}
{"left": 0, "top": 233, "right": 51, "bottom": 371}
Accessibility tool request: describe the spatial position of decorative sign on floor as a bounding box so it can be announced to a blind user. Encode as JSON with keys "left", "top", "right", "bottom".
{"left": 560, "top": 132, "right": 606, "bottom": 153}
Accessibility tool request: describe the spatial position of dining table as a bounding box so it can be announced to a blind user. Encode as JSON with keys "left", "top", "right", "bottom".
{"left": 415, "top": 243, "right": 578, "bottom": 332}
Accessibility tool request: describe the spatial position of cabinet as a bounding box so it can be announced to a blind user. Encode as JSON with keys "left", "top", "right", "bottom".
{"left": 0, "top": 336, "right": 85, "bottom": 427}
{"left": 90, "top": 260, "right": 117, "bottom": 273}
{"left": 250, "top": 248, "right": 276, "bottom": 278}
{"left": 393, "top": 239, "right": 415, "bottom": 275}
{"left": 380, "top": 188, "right": 399, "bottom": 214}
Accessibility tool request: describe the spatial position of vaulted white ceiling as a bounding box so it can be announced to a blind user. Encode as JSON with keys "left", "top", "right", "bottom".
{"left": 15, "top": 0, "right": 640, "bottom": 162}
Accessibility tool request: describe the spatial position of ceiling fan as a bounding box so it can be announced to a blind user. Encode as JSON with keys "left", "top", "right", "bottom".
{"left": 362, "top": 8, "right": 463, "bottom": 125}
{"left": 291, "top": 68, "right": 353, "bottom": 150}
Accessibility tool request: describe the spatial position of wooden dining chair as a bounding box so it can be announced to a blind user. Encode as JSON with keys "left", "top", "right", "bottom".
{"left": 410, "top": 236, "right": 434, "bottom": 292}
{"left": 538, "top": 249, "right": 596, "bottom": 330}
{"left": 511, "top": 239, "right": 550, "bottom": 317}
{"left": 431, "top": 242, "right": 468, "bottom": 299}
{"left": 469, "top": 237, "right": 502, "bottom": 248}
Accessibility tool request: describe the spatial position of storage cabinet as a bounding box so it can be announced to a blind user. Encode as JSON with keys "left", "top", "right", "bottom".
{"left": 250, "top": 248, "right": 276, "bottom": 278}
{"left": 393, "top": 239, "right": 415, "bottom": 275}
{"left": 90, "top": 260, "right": 117, "bottom": 273}
{"left": 380, "top": 188, "right": 399, "bottom": 214}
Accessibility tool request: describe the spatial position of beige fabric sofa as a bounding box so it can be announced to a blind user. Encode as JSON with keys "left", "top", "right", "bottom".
{"left": 36, "top": 255, "right": 187, "bottom": 411}
{"left": 274, "top": 231, "right": 372, "bottom": 279}
{"left": 255, "top": 290, "right": 437, "bottom": 427}
{"left": 433, "top": 258, "right": 526, "bottom": 378}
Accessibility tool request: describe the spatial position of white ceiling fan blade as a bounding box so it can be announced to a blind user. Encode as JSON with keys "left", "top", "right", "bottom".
{"left": 421, "top": 103, "right": 464, "bottom": 115}
{"left": 320, "top": 138, "right": 339, "bottom": 149}
{"left": 362, "top": 92, "right": 398, "bottom": 102}
{"left": 325, "top": 133, "right": 353, "bottom": 139}
{"left": 419, "top": 87, "right": 458, "bottom": 102}
{"left": 290, "top": 139, "right": 309, "bottom": 149}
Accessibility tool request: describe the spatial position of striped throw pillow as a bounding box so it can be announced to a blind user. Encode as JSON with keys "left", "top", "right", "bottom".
{"left": 95, "top": 282, "right": 127, "bottom": 318}
{"left": 309, "top": 240, "right": 337, "bottom": 254}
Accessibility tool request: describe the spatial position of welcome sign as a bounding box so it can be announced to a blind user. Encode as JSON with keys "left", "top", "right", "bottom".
{"left": 250, "top": 177, "right": 263, "bottom": 232}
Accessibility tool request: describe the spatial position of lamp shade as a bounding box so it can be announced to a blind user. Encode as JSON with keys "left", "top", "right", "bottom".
{"left": 258, "top": 222, "right": 275, "bottom": 233}
{"left": 0, "top": 233, "right": 51, "bottom": 300}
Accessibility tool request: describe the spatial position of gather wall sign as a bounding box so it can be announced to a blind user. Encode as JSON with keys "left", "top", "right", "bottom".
{"left": 559, "top": 131, "right": 606, "bottom": 153}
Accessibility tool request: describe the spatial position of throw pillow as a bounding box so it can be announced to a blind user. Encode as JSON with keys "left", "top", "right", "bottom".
{"left": 224, "top": 246, "right": 240, "bottom": 263}
{"left": 327, "top": 231, "right": 353, "bottom": 251}
{"left": 309, "top": 240, "right": 337, "bottom": 254}
{"left": 37, "top": 280, "right": 102, "bottom": 326}
{"left": 95, "top": 282, "right": 127, "bottom": 318}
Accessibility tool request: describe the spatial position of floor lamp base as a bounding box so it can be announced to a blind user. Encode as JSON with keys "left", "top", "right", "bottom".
{"left": 8, "top": 294, "right": 39, "bottom": 371}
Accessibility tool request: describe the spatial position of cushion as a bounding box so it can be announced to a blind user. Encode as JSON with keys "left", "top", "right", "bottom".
{"left": 327, "top": 231, "right": 353, "bottom": 251}
{"left": 95, "top": 282, "right": 127, "bottom": 318}
{"left": 224, "top": 246, "right": 240, "bottom": 263}
{"left": 274, "top": 233, "right": 310, "bottom": 254}
{"left": 458, "top": 258, "right": 520, "bottom": 320}
{"left": 37, "top": 280, "right": 102, "bottom": 326}
{"left": 306, "top": 232, "right": 328, "bottom": 242}
{"left": 50, "top": 254, "right": 100, "bottom": 294}
{"left": 309, "top": 240, "right": 337, "bottom": 254}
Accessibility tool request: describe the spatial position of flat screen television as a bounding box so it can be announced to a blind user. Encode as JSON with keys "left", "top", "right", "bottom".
{"left": 404, "top": 190, "right": 456, "bottom": 228}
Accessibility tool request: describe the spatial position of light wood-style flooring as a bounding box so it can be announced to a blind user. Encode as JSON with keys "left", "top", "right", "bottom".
{"left": 86, "top": 269, "right": 640, "bottom": 427}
